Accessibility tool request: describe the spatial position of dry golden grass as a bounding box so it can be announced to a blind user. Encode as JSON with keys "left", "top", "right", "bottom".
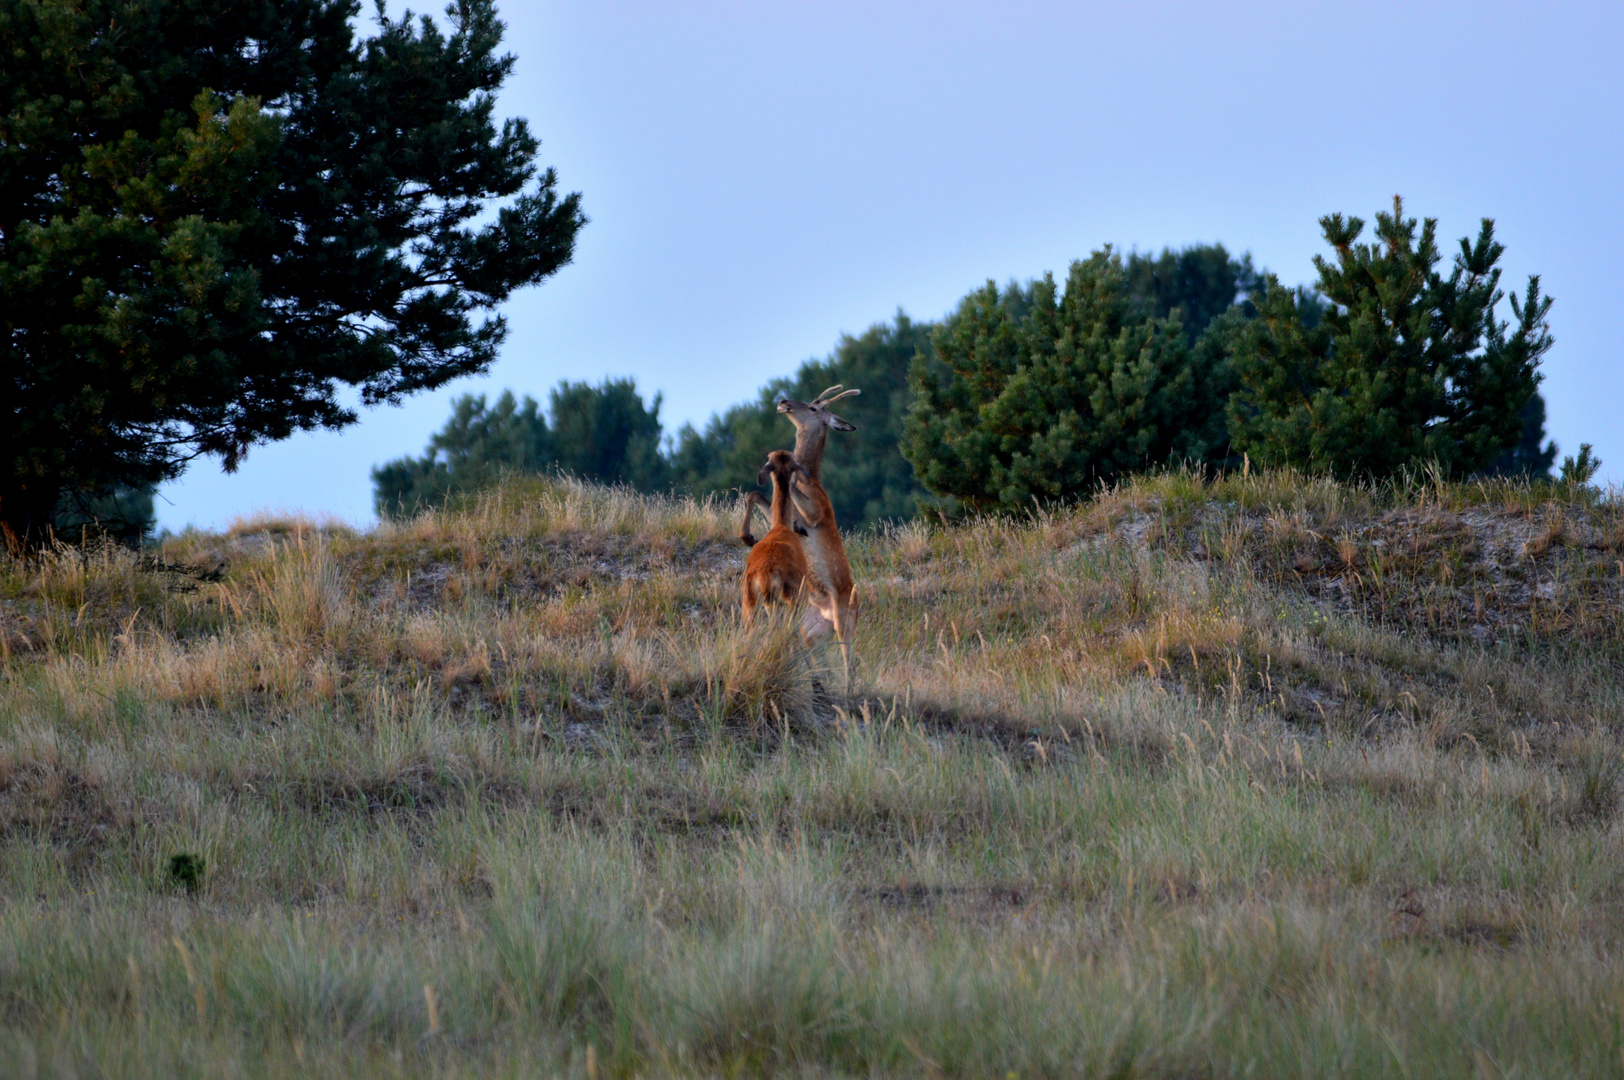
{"left": 1, "top": 470, "right": 1622, "bottom": 1077}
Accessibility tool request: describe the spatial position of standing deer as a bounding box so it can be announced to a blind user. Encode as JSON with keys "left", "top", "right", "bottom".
{"left": 739, "top": 385, "right": 860, "bottom": 684}
{"left": 738, "top": 384, "right": 859, "bottom": 543}
{"left": 741, "top": 450, "right": 812, "bottom": 623}
{"left": 787, "top": 459, "right": 855, "bottom": 684}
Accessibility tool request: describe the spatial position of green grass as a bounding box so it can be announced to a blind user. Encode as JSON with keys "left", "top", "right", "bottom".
{"left": 2, "top": 470, "right": 1622, "bottom": 1077}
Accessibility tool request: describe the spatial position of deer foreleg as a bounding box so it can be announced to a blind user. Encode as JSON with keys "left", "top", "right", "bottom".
{"left": 789, "top": 481, "right": 826, "bottom": 528}
{"left": 739, "top": 492, "right": 771, "bottom": 545}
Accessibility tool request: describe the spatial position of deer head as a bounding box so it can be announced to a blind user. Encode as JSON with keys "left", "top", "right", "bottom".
{"left": 775, "top": 385, "right": 859, "bottom": 480}
{"left": 757, "top": 449, "right": 807, "bottom": 488}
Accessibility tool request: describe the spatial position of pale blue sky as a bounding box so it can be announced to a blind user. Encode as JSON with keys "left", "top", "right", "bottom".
{"left": 156, "top": 0, "right": 1624, "bottom": 531}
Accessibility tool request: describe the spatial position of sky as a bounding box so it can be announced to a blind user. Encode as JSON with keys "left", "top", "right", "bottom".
{"left": 156, "top": 0, "right": 1624, "bottom": 531}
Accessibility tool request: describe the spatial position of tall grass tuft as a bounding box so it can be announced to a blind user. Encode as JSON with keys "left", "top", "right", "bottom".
{"left": 698, "top": 614, "right": 821, "bottom": 730}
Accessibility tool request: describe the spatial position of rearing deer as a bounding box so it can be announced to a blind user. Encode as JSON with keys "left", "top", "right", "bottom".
{"left": 739, "top": 385, "right": 859, "bottom": 543}
{"left": 741, "top": 450, "right": 811, "bottom": 623}
{"left": 740, "top": 385, "right": 860, "bottom": 683}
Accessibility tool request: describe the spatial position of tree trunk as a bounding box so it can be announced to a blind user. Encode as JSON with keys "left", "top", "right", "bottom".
{"left": 0, "top": 482, "right": 58, "bottom": 556}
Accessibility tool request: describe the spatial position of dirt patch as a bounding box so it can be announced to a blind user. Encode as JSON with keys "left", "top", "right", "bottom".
{"left": 904, "top": 698, "right": 1047, "bottom": 752}
{"left": 1388, "top": 888, "right": 1524, "bottom": 950}
{"left": 1445, "top": 920, "right": 1522, "bottom": 949}
{"left": 1109, "top": 500, "right": 1624, "bottom": 645}
{"left": 855, "top": 881, "right": 1034, "bottom": 918}
{"left": 243, "top": 766, "right": 529, "bottom": 823}
{"left": 0, "top": 761, "right": 142, "bottom": 864}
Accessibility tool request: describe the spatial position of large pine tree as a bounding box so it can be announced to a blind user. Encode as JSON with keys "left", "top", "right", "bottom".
{"left": 1226, "top": 197, "right": 1552, "bottom": 478}
{"left": 0, "top": 0, "right": 584, "bottom": 550}
{"left": 901, "top": 250, "right": 1236, "bottom": 514}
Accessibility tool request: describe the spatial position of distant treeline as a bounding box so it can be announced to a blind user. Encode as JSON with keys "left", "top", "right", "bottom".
{"left": 54, "top": 486, "right": 157, "bottom": 545}
{"left": 371, "top": 309, "right": 935, "bottom": 530}
{"left": 375, "top": 211, "right": 1562, "bottom": 526}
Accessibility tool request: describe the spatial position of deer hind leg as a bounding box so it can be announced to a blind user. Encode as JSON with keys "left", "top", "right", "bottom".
{"left": 800, "top": 586, "right": 836, "bottom": 641}
{"left": 768, "top": 570, "right": 791, "bottom": 607}
{"left": 832, "top": 602, "right": 855, "bottom": 690}
{"left": 799, "top": 596, "right": 855, "bottom": 690}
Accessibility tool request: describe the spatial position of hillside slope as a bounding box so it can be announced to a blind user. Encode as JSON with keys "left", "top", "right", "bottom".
{"left": 1, "top": 472, "right": 1622, "bottom": 1077}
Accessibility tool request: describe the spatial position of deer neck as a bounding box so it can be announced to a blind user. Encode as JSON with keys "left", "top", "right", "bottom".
{"left": 769, "top": 469, "right": 795, "bottom": 530}
{"left": 790, "top": 424, "right": 828, "bottom": 481}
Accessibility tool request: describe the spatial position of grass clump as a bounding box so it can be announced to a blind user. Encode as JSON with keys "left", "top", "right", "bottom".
{"left": 1, "top": 471, "right": 1622, "bottom": 1076}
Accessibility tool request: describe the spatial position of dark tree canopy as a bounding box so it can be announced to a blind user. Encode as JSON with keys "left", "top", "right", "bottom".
{"left": 548, "top": 378, "right": 668, "bottom": 492}
{"left": 1123, "top": 244, "right": 1262, "bottom": 343}
{"left": 670, "top": 314, "right": 935, "bottom": 527}
{"left": 0, "top": 0, "right": 584, "bottom": 549}
{"left": 55, "top": 484, "right": 157, "bottom": 545}
{"left": 372, "top": 390, "right": 551, "bottom": 518}
{"left": 1226, "top": 197, "right": 1552, "bottom": 479}
{"left": 1486, "top": 392, "right": 1559, "bottom": 478}
{"left": 373, "top": 379, "right": 665, "bottom": 517}
{"left": 901, "top": 250, "right": 1238, "bottom": 514}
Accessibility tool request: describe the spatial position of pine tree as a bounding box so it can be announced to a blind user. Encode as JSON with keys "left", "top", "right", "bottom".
{"left": 372, "top": 379, "right": 666, "bottom": 518}
{"left": 547, "top": 379, "right": 668, "bottom": 490}
{"left": 1, "top": 0, "right": 584, "bottom": 550}
{"left": 901, "top": 250, "right": 1234, "bottom": 514}
{"left": 1226, "top": 197, "right": 1552, "bottom": 478}
{"left": 1485, "top": 392, "right": 1559, "bottom": 477}
{"left": 372, "top": 391, "right": 551, "bottom": 518}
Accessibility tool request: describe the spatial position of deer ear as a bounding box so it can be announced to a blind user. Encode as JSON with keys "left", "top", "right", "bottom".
{"left": 830, "top": 415, "right": 856, "bottom": 432}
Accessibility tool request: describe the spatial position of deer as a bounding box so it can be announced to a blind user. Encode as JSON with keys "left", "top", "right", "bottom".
{"left": 738, "top": 385, "right": 859, "bottom": 544}
{"left": 741, "top": 450, "right": 812, "bottom": 624}
{"left": 739, "top": 385, "right": 860, "bottom": 684}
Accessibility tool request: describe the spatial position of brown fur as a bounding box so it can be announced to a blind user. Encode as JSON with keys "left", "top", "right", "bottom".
{"left": 787, "top": 470, "right": 855, "bottom": 681}
{"left": 741, "top": 451, "right": 811, "bottom": 623}
{"left": 774, "top": 388, "right": 860, "bottom": 681}
{"left": 739, "top": 490, "right": 807, "bottom": 546}
{"left": 776, "top": 387, "right": 857, "bottom": 485}
{"left": 739, "top": 490, "right": 771, "bottom": 546}
{"left": 741, "top": 386, "right": 853, "bottom": 544}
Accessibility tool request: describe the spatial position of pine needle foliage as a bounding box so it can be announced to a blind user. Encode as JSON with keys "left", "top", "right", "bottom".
{"left": 0, "top": 0, "right": 584, "bottom": 550}
{"left": 1227, "top": 196, "right": 1553, "bottom": 479}
{"left": 1486, "top": 393, "right": 1559, "bottom": 477}
{"left": 1122, "top": 243, "right": 1262, "bottom": 342}
{"left": 901, "top": 249, "right": 1236, "bottom": 514}
{"left": 372, "top": 380, "right": 667, "bottom": 518}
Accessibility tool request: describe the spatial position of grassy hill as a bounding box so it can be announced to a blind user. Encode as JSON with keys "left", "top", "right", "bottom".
{"left": 2, "top": 470, "right": 1622, "bottom": 1077}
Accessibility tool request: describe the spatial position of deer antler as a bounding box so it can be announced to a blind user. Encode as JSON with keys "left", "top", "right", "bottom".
{"left": 812, "top": 385, "right": 860, "bottom": 407}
